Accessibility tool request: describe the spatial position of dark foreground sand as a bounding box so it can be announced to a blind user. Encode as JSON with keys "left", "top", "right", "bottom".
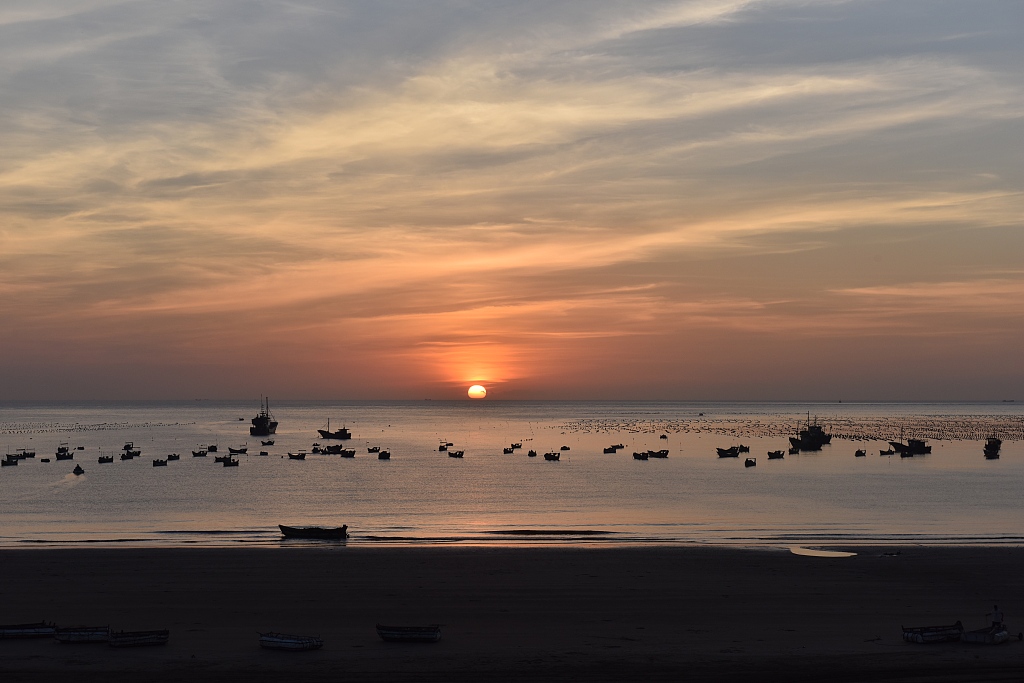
{"left": 1, "top": 545, "right": 1023, "bottom": 682}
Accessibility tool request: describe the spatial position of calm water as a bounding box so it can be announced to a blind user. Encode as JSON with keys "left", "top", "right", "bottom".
{"left": 1, "top": 401, "right": 1021, "bottom": 548}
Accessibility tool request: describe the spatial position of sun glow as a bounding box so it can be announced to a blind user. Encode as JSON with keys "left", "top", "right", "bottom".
{"left": 468, "top": 384, "right": 487, "bottom": 399}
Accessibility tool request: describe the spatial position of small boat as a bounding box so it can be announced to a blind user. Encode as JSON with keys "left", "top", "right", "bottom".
{"left": 1, "top": 458, "right": 17, "bottom": 467}
{"left": 378, "top": 450, "right": 391, "bottom": 460}
{"left": 258, "top": 631, "right": 323, "bottom": 651}
{"left": 527, "top": 450, "right": 537, "bottom": 457}
{"left": 228, "top": 446, "right": 247, "bottom": 454}
{"left": 603, "top": 447, "right": 617, "bottom": 454}
{"left": 632, "top": 451, "right": 648, "bottom": 460}
{"left": 55, "top": 443, "right": 74, "bottom": 461}
{"left": 98, "top": 455, "right": 113, "bottom": 464}
{"left": 544, "top": 452, "right": 561, "bottom": 461}
{"left": 744, "top": 458, "right": 756, "bottom": 467}
{"left": 17, "top": 448, "right": 36, "bottom": 459}
{"left": 438, "top": 443, "right": 448, "bottom": 452}
{"left": 122, "top": 442, "right": 135, "bottom": 452}
{"left": 55, "top": 626, "right": 110, "bottom": 643}
{"left": 445, "top": 442, "right": 454, "bottom": 447}
{"left": 0, "top": 621, "right": 57, "bottom": 638}
{"left": 984, "top": 437, "right": 1002, "bottom": 459}
{"left": 961, "top": 625, "right": 1022, "bottom": 645}
{"left": 279, "top": 524, "right": 348, "bottom": 539}
{"left": 368, "top": 446, "right": 381, "bottom": 453}
{"left": 192, "top": 449, "right": 207, "bottom": 457}
{"left": 660, "top": 434, "right": 668, "bottom": 440}
{"left": 72, "top": 464, "right": 85, "bottom": 476}
{"left": 788, "top": 447, "right": 799, "bottom": 455}
{"left": 376, "top": 624, "right": 442, "bottom": 643}
{"left": 767, "top": 450, "right": 785, "bottom": 459}
{"left": 340, "top": 448, "right": 356, "bottom": 458}
{"left": 223, "top": 458, "right": 239, "bottom": 467}
{"left": 647, "top": 449, "right": 669, "bottom": 458}
{"left": 317, "top": 419, "right": 351, "bottom": 440}
{"left": 77, "top": 446, "right": 84, "bottom": 450}
{"left": 259, "top": 451, "right": 269, "bottom": 456}
{"left": 448, "top": 450, "right": 464, "bottom": 458}
{"left": 214, "top": 454, "right": 231, "bottom": 463}
{"left": 855, "top": 449, "right": 867, "bottom": 457}
{"left": 261, "top": 440, "right": 275, "bottom": 446}
{"left": 737, "top": 445, "right": 750, "bottom": 453}
{"left": 510, "top": 443, "right": 522, "bottom": 449}
{"left": 902, "top": 621, "right": 963, "bottom": 644}
{"left": 40, "top": 458, "right": 50, "bottom": 463}
{"left": 120, "top": 452, "right": 134, "bottom": 461}
{"left": 152, "top": 459, "right": 167, "bottom": 467}
{"left": 560, "top": 445, "right": 570, "bottom": 451}
{"left": 206, "top": 444, "right": 218, "bottom": 453}
{"left": 611, "top": 444, "right": 624, "bottom": 450}
{"left": 503, "top": 447, "right": 514, "bottom": 454}
{"left": 717, "top": 446, "right": 740, "bottom": 458}
{"left": 167, "top": 453, "right": 180, "bottom": 461}
{"left": 287, "top": 452, "right": 307, "bottom": 460}
{"left": 250, "top": 397, "right": 278, "bottom": 437}
{"left": 108, "top": 629, "right": 169, "bottom": 647}
{"left": 880, "top": 449, "right": 895, "bottom": 456}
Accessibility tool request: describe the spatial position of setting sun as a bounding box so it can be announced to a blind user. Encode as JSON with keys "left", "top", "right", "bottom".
{"left": 468, "top": 385, "right": 487, "bottom": 399}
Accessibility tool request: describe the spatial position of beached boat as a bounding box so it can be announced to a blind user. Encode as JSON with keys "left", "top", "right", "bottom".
{"left": 902, "top": 621, "right": 963, "bottom": 643}
{"left": 767, "top": 450, "right": 785, "bottom": 459}
{"left": 744, "top": 458, "right": 756, "bottom": 467}
{"left": 961, "top": 625, "right": 1022, "bottom": 644}
{"left": 98, "top": 455, "right": 113, "bottom": 464}
{"left": 0, "top": 621, "right": 57, "bottom": 638}
{"left": 632, "top": 451, "right": 648, "bottom": 460}
{"left": 258, "top": 631, "right": 323, "bottom": 651}
{"left": 287, "top": 451, "right": 307, "bottom": 460}
{"left": 448, "top": 450, "right": 464, "bottom": 458}
{"left": 378, "top": 450, "right": 391, "bottom": 460}
{"left": 376, "top": 624, "right": 442, "bottom": 643}
{"left": 152, "top": 459, "right": 167, "bottom": 467}
{"left": 73, "top": 464, "right": 84, "bottom": 476}
{"left": 250, "top": 397, "right": 278, "bottom": 437}
{"left": 544, "top": 452, "right": 561, "bottom": 461}
{"left": 279, "top": 524, "right": 348, "bottom": 539}
{"left": 317, "top": 418, "right": 351, "bottom": 440}
{"left": 228, "top": 446, "right": 247, "bottom": 454}
{"left": 108, "top": 629, "right": 169, "bottom": 647}
{"left": 55, "top": 626, "right": 110, "bottom": 643}
{"left": 717, "top": 446, "right": 740, "bottom": 458}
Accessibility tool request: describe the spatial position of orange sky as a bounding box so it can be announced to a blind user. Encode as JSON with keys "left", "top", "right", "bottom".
{"left": 0, "top": 1, "right": 1022, "bottom": 400}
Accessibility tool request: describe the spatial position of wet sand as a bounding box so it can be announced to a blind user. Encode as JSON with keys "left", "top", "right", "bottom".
{"left": 1, "top": 546, "right": 1023, "bottom": 682}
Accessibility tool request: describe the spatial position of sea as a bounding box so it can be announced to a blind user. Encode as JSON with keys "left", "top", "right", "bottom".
{"left": 1, "top": 400, "right": 1022, "bottom": 549}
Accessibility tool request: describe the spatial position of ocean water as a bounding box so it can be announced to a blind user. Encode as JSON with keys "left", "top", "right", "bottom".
{"left": 1, "top": 400, "right": 1022, "bottom": 548}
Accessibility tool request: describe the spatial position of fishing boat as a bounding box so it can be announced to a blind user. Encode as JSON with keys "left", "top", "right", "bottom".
{"left": 880, "top": 449, "right": 895, "bottom": 456}
{"left": 647, "top": 449, "right": 669, "bottom": 458}
{"left": 961, "top": 625, "right": 1022, "bottom": 644}
{"left": 287, "top": 451, "right": 306, "bottom": 460}
{"left": 788, "top": 447, "right": 800, "bottom": 455}
{"left": 259, "top": 451, "right": 269, "bottom": 456}
{"left": 438, "top": 443, "right": 448, "bottom": 452}
{"left": 167, "top": 453, "right": 180, "bottom": 461}
{"left": 258, "top": 632, "right": 323, "bottom": 651}
{"left": 54, "top": 626, "right": 110, "bottom": 643}
{"left": 632, "top": 451, "right": 648, "bottom": 460}
{"left": 108, "top": 629, "right": 169, "bottom": 647}
{"left": 744, "top": 458, "right": 756, "bottom": 467}
{"left": 17, "top": 448, "right": 36, "bottom": 459}
{"left": 261, "top": 439, "right": 275, "bottom": 446}
{"left": 984, "top": 437, "right": 1002, "bottom": 459}
{"left": 376, "top": 624, "right": 442, "bottom": 643}
{"left": 378, "top": 450, "right": 391, "bottom": 460}
{"left": 448, "top": 450, "right": 464, "bottom": 458}
{"left": 737, "top": 445, "right": 750, "bottom": 453}
{"left": 228, "top": 446, "right": 247, "bottom": 455}
{"left": 120, "top": 452, "right": 134, "bottom": 461}
{"left": 214, "top": 454, "right": 231, "bottom": 463}
{"left": 98, "top": 455, "right": 113, "bottom": 464}
{"left": 72, "top": 464, "right": 85, "bottom": 476}
{"left": 223, "top": 458, "right": 239, "bottom": 467}
{"left": 250, "top": 397, "right": 278, "bottom": 437}
{"left": 767, "top": 450, "right": 785, "bottom": 460}
{"left": 560, "top": 445, "right": 570, "bottom": 451}
{"left": 317, "top": 419, "right": 351, "bottom": 440}
{"left": 40, "top": 458, "right": 50, "bottom": 462}
{"left": 902, "top": 621, "right": 963, "bottom": 644}
{"left": 368, "top": 446, "right": 381, "bottom": 453}
{"left": 611, "top": 444, "right": 624, "bottom": 450}
{"left": 152, "top": 459, "right": 167, "bottom": 467}
{"left": 192, "top": 449, "right": 207, "bottom": 457}
{"left": 510, "top": 443, "right": 522, "bottom": 449}
{"left": 340, "top": 448, "right": 356, "bottom": 458}
{"left": 55, "top": 443, "right": 73, "bottom": 461}
{"left": 206, "top": 444, "right": 218, "bottom": 453}
{"left": 603, "top": 447, "right": 617, "bottom": 454}
{"left": 527, "top": 450, "right": 537, "bottom": 457}
{"left": 503, "top": 447, "right": 514, "bottom": 454}
{"left": 0, "top": 621, "right": 57, "bottom": 638}
{"left": 789, "top": 414, "right": 832, "bottom": 452}
{"left": 855, "top": 449, "right": 867, "bottom": 457}
{"left": 717, "top": 446, "right": 740, "bottom": 458}
{"left": 1, "top": 458, "right": 17, "bottom": 467}
{"left": 279, "top": 524, "right": 348, "bottom": 539}
{"left": 544, "top": 452, "right": 561, "bottom": 461}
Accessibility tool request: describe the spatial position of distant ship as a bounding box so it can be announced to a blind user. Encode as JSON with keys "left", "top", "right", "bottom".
{"left": 250, "top": 397, "right": 278, "bottom": 437}
{"left": 789, "top": 414, "right": 832, "bottom": 452}
{"left": 317, "top": 419, "right": 351, "bottom": 440}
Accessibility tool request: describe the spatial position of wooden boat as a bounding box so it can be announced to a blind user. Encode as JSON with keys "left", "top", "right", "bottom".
{"left": 167, "top": 453, "right": 180, "bottom": 461}
{"left": 40, "top": 458, "right": 50, "bottom": 462}
{"left": 258, "top": 631, "right": 323, "bottom": 651}
{"left": 767, "top": 450, "right": 785, "bottom": 459}
{"left": 228, "top": 446, "right": 247, "bottom": 454}
{"left": 317, "top": 419, "right": 351, "bottom": 440}
{"left": 108, "top": 629, "right": 169, "bottom": 647}
{"left": 902, "top": 621, "right": 963, "bottom": 643}
{"left": 744, "top": 458, "right": 756, "bottom": 467}
{"left": 632, "top": 451, "right": 648, "bottom": 460}
{"left": 279, "top": 524, "right": 348, "bottom": 539}
{"left": 120, "top": 452, "right": 134, "bottom": 461}
{"left": 287, "top": 452, "right": 306, "bottom": 460}
{"left": 448, "top": 450, "right": 464, "bottom": 458}
{"left": 789, "top": 414, "right": 833, "bottom": 451}
{"left": 214, "top": 454, "right": 231, "bottom": 463}
{"left": 378, "top": 450, "right": 391, "bottom": 460}
{"left": 855, "top": 449, "right": 867, "bottom": 457}
{"left": 890, "top": 438, "right": 931, "bottom": 456}
{"left": 647, "top": 449, "right": 669, "bottom": 458}
{"left": 152, "top": 459, "right": 167, "bottom": 467}
{"left": 611, "top": 444, "right": 624, "bottom": 450}
{"left": 961, "top": 625, "right": 1022, "bottom": 644}
{"left": 98, "top": 455, "right": 113, "bottom": 464}
{"left": 717, "top": 447, "right": 739, "bottom": 458}
{"left": 223, "top": 458, "right": 239, "bottom": 467}
{"left": 367, "top": 446, "right": 381, "bottom": 453}
{"left": 544, "top": 452, "right": 561, "bottom": 461}
{"left": 55, "top": 626, "right": 110, "bottom": 643}
{"left": 73, "top": 464, "right": 85, "bottom": 476}
{"left": 376, "top": 624, "right": 441, "bottom": 643}
{"left": 0, "top": 621, "right": 57, "bottom": 638}
{"left": 261, "top": 440, "right": 275, "bottom": 446}
{"left": 192, "top": 449, "right": 207, "bottom": 457}
{"left": 503, "top": 447, "right": 514, "bottom": 454}
{"left": 527, "top": 450, "right": 537, "bottom": 457}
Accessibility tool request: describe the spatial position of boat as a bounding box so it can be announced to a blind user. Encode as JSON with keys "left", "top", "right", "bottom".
{"left": 223, "top": 458, "right": 239, "bottom": 467}
{"left": 206, "top": 444, "right": 218, "bottom": 453}
{"left": 544, "top": 452, "right": 561, "bottom": 461}
{"left": 376, "top": 624, "right": 442, "bottom": 643}
{"left": 438, "top": 443, "right": 448, "bottom": 452}
{"left": 192, "top": 449, "right": 208, "bottom": 457}
{"left": 72, "top": 464, "right": 84, "bottom": 476}
{"left": 55, "top": 443, "right": 73, "bottom": 461}
{"left": 152, "top": 459, "right": 167, "bottom": 467}
{"left": 503, "top": 447, "right": 514, "bottom": 454}
{"left": 17, "top": 448, "right": 36, "bottom": 459}
{"left": 737, "top": 445, "right": 750, "bottom": 453}
{"left": 1, "top": 458, "right": 17, "bottom": 467}
{"left": 258, "top": 631, "right": 323, "bottom": 651}
{"left": 250, "top": 397, "right": 278, "bottom": 437}
{"left": 510, "top": 443, "right": 522, "bottom": 449}
{"left": 108, "top": 629, "right": 169, "bottom": 647}
{"left": 120, "top": 452, "right": 133, "bottom": 461}
{"left": 717, "top": 446, "right": 740, "bottom": 458}
{"left": 603, "top": 447, "right": 617, "bottom": 454}
{"left": 98, "top": 455, "right": 113, "bottom": 464}
{"left": 889, "top": 429, "right": 931, "bottom": 456}
{"left": 789, "top": 414, "right": 833, "bottom": 452}
{"left": 317, "top": 418, "right": 351, "bottom": 440}
{"left": 611, "top": 444, "right": 624, "bottom": 450}
{"left": 368, "top": 446, "right": 381, "bottom": 453}
{"left": 339, "top": 448, "right": 356, "bottom": 458}
{"left": 279, "top": 524, "right": 348, "bottom": 539}
{"left": 40, "top": 458, "right": 50, "bottom": 462}
{"left": 788, "top": 447, "right": 799, "bottom": 455}
{"left": 214, "top": 454, "right": 231, "bottom": 463}
{"left": 259, "top": 451, "right": 269, "bottom": 456}
{"left": 560, "top": 445, "right": 570, "bottom": 451}
{"left": 378, "top": 450, "right": 391, "bottom": 460}
{"left": 167, "top": 453, "right": 180, "bottom": 461}
{"left": 261, "top": 440, "right": 275, "bottom": 446}
{"left": 902, "top": 621, "right": 963, "bottom": 643}
{"left": 767, "top": 450, "right": 785, "bottom": 460}
{"left": 880, "top": 449, "right": 895, "bottom": 456}
{"left": 228, "top": 446, "right": 247, "bottom": 454}
{"left": 855, "top": 449, "right": 867, "bottom": 457}
{"left": 660, "top": 434, "right": 668, "bottom": 440}
{"left": 984, "top": 437, "right": 1002, "bottom": 459}
{"left": 647, "top": 449, "right": 669, "bottom": 458}
{"left": 744, "top": 458, "right": 756, "bottom": 467}
{"left": 448, "top": 450, "right": 464, "bottom": 458}
{"left": 632, "top": 451, "right": 648, "bottom": 460}
{"left": 527, "top": 450, "right": 537, "bottom": 457}
{"left": 961, "top": 625, "right": 1022, "bottom": 644}
{"left": 287, "top": 451, "right": 306, "bottom": 460}
{"left": 54, "top": 626, "right": 110, "bottom": 643}
{"left": 0, "top": 621, "right": 57, "bottom": 638}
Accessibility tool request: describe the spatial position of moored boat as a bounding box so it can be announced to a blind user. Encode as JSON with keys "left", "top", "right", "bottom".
{"left": 55, "top": 626, "right": 110, "bottom": 643}
{"left": 108, "top": 629, "right": 169, "bottom": 647}
{"left": 368, "top": 446, "right": 381, "bottom": 453}
{"left": 984, "top": 437, "right": 1002, "bottom": 459}
{"left": 223, "top": 458, "right": 239, "bottom": 467}
{"left": 259, "top": 631, "right": 323, "bottom": 651}
{"left": 287, "top": 451, "right": 307, "bottom": 460}
{"left": 279, "top": 524, "right": 348, "bottom": 539}
{"left": 250, "top": 397, "right": 278, "bottom": 437}
{"left": 167, "top": 453, "right": 180, "bottom": 461}
{"left": 228, "top": 446, "right": 247, "bottom": 454}
{"left": 152, "top": 459, "right": 167, "bottom": 467}
{"left": 376, "top": 624, "right": 442, "bottom": 643}
{"left": 902, "top": 621, "right": 963, "bottom": 644}
{"left": 560, "top": 445, "right": 570, "bottom": 451}
{"left": 717, "top": 446, "right": 740, "bottom": 458}
{"left": 0, "top": 621, "right": 57, "bottom": 638}
{"left": 544, "top": 452, "right": 561, "bottom": 461}
{"left": 448, "top": 450, "right": 464, "bottom": 458}
{"left": 55, "top": 443, "right": 74, "bottom": 461}
{"left": 503, "top": 447, "right": 514, "bottom": 454}
{"left": 767, "top": 450, "right": 785, "bottom": 459}
{"left": 632, "top": 451, "right": 648, "bottom": 460}
{"left": 317, "top": 418, "right": 351, "bottom": 440}
{"left": 744, "top": 457, "right": 756, "bottom": 467}
{"left": 855, "top": 449, "right": 867, "bottom": 457}
{"left": 603, "top": 447, "right": 617, "bottom": 454}
{"left": 789, "top": 414, "right": 832, "bottom": 452}
{"left": 647, "top": 449, "right": 669, "bottom": 458}
{"left": 98, "top": 455, "right": 113, "bottom": 464}
{"left": 378, "top": 450, "right": 391, "bottom": 460}
{"left": 192, "top": 449, "right": 208, "bottom": 457}
{"left": 961, "top": 625, "right": 1022, "bottom": 644}
{"left": 261, "top": 439, "right": 275, "bottom": 446}
{"left": 527, "top": 450, "right": 537, "bottom": 457}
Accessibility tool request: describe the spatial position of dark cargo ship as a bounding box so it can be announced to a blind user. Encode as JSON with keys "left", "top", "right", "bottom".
{"left": 250, "top": 397, "right": 278, "bottom": 437}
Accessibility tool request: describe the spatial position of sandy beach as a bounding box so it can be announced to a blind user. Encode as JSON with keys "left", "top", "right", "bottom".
{"left": 1, "top": 546, "right": 1023, "bottom": 682}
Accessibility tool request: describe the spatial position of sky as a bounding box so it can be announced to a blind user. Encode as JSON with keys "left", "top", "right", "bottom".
{"left": 0, "top": 0, "right": 1021, "bottom": 401}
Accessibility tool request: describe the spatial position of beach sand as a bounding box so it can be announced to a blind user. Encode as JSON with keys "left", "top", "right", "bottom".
{"left": 1, "top": 546, "right": 1023, "bottom": 682}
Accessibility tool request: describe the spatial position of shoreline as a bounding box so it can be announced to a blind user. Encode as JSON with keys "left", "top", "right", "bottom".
{"left": 2, "top": 546, "right": 1022, "bottom": 681}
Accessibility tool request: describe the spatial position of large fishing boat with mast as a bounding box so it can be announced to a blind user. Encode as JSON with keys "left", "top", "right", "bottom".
{"left": 249, "top": 397, "right": 278, "bottom": 437}
{"left": 789, "top": 413, "right": 833, "bottom": 452}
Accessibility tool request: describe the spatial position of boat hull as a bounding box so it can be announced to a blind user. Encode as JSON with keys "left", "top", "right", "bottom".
{"left": 279, "top": 525, "right": 348, "bottom": 539}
